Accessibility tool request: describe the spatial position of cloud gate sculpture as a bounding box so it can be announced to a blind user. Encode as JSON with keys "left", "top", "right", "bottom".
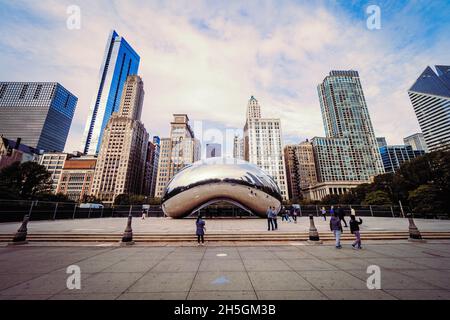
{"left": 161, "top": 157, "right": 283, "bottom": 218}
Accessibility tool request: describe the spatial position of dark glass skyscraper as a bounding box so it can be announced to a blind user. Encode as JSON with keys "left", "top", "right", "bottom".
{"left": 0, "top": 82, "right": 78, "bottom": 152}
{"left": 408, "top": 65, "right": 450, "bottom": 152}
{"left": 379, "top": 145, "right": 425, "bottom": 173}
{"left": 81, "top": 30, "right": 140, "bottom": 155}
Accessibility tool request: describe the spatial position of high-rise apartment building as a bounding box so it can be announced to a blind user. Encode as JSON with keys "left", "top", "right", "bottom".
{"left": 81, "top": 30, "right": 140, "bottom": 155}
{"left": 57, "top": 157, "right": 97, "bottom": 201}
{"left": 206, "top": 143, "right": 221, "bottom": 158}
{"left": 0, "top": 82, "right": 77, "bottom": 152}
{"left": 303, "top": 71, "right": 384, "bottom": 200}
{"left": 379, "top": 145, "right": 425, "bottom": 173}
{"left": 143, "top": 136, "right": 160, "bottom": 197}
{"left": 403, "top": 133, "right": 429, "bottom": 153}
{"left": 408, "top": 66, "right": 450, "bottom": 152}
{"left": 91, "top": 75, "right": 148, "bottom": 203}
{"left": 243, "top": 96, "right": 288, "bottom": 200}
{"left": 284, "top": 141, "right": 318, "bottom": 201}
{"left": 154, "top": 115, "right": 200, "bottom": 198}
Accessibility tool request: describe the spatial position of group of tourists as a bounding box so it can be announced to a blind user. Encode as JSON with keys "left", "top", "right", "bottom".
{"left": 281, "top": 206, "right": 299, "bottom": 223}
{"left": 194, "top": 205, "right": 364, "bottom": 249}
{"left": 328, "top": 206, "right": 363, "bottom": 249}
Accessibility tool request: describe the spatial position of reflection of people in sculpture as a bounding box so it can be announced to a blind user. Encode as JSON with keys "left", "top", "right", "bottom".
{"left": 196, "top": 215, "right": 206, "bottom": 246}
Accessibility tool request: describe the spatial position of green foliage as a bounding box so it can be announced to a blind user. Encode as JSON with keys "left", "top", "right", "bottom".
{"left": 81, "top": 194, "right": 103, "bottom": 204}
{"left": 321, "top": 194, "right": 340, "bottom": 205}
{"left": 362, "top": 190, "right": 392, "bottom": 206}
{"left": 114, "top": 194, "right": 161, "bottom": 205}
{"left": 408, "top": 184, "right": 446, "bottom": 215}
{"left": 0, "top": 161, "right": 53, "bottom": 199}
{"left": 36, "top": 192, "right": 74, "bottom": 203}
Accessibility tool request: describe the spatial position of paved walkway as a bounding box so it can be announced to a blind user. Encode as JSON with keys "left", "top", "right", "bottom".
{"left": 0, "top": 241, "right": 450, "bottom": 300}
{"left": 1, "top": 217, "right": 450, "bottom": 234}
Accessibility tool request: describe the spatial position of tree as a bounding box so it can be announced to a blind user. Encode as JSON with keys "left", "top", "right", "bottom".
{"left": 362, "top": 190, "right": 392, "bottom": 206}
{"left": 321, "top": 194, "right": 340, "bottom": 205}
{"left": 0, "top": 161, "right": 53, "bottom": 199}
{"left": 81, "top": 194, "right": 103, "bottom": 204}
{"left": 408, "top": 184, "right": 446, "bottom": 216}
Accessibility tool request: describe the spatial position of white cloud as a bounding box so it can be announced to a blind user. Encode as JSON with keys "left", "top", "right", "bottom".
{"left": 0, "top": 0, "right": 447, "bottom": 153}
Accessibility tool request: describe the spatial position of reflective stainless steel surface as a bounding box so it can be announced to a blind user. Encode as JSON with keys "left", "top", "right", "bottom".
{"left": 162, "top": 157, "right": 282, "bottom": 218}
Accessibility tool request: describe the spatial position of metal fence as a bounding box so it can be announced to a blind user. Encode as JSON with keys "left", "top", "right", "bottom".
{"left": 0, "top": 199, "right": 447, "bottom": 223}
{"left": 0, "top": 200, "right": 164, "bottom": 223}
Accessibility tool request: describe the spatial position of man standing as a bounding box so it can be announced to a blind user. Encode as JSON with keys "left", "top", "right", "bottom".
{"left": 266, "top": 206, "right": 274, "bottom": 231}
{"left": 272, "top": 207, "right": 278, "bottom": 230}
{"left": 338, "top": 206, "right": 348, "bottom": 227}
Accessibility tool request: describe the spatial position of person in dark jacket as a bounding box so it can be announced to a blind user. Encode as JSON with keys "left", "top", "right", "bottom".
{"left": 330, "top": 211, "right": 343, "bottom": 249}
{"left": 272, "top": 207, "right": 278, "bottom": 230}
{"left": 266, "top": 206, "right": 274, "bottom": 231}
{"left": 196, "top": 215, "right": 206, "bottom": 246}
{"left": 338, "top": 206, "right": 348, "bottom": 227}
{"left": 350, "top": 215, "right": 363, "bottom": 249}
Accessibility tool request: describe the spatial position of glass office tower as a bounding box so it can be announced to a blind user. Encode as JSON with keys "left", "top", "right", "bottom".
{"left": 81, "top": 30, "right": 140, "bottom": 155}
{"left": 0, "top": 82, "right": 77, "bottom": 152}
{"left": 408, "top": 65, "right": 450, "bottom": 152}
{"left": 379, "top": 145, "right": 425, "bottom": 173}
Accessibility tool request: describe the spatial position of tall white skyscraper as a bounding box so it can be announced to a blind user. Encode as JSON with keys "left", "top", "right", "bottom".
{"left": 408, "top": 65, "right": 450, "bottom": 152}
{"left": 81, "top": 30, "right": 140, "bottom": 155}
{"left": 243, "top": 96, "right": 288, "bottom": 200}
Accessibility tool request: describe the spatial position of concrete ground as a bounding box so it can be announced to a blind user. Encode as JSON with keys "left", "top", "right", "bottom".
{"left": 0, "top": 241, "right": 450, "bottom": 300}
{"left": 1, "top": 216, "right": 450, "bottom": 234}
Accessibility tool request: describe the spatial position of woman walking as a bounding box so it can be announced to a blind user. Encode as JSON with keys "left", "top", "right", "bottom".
{"left": 196, "top": 215, "right": 206, "bottom": 246}
{"left": 350, "top": 215, "right": 363, "bottom": 249}
{"left": 330, "top": 211, "right": 343, "bottom": 249}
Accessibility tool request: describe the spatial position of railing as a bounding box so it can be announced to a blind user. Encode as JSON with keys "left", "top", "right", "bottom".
{"left": 0, "top": 199, "right": 447, "bottom": 222}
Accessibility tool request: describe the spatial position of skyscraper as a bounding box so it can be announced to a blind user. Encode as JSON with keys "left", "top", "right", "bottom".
{"left": 143, "top": 136, "right": 160, "bottom": 197}
{"left": 408, "top": 66, "right": 450, "bottom": 152}
{"left": 243, "top": 96, "right": 288, "bottom": 200}
{"left": 154, "top": 115, "right": 201, "bottom": 198}
{"left": 81, "top": 30, "right": 140, "bottom": 155}
{"left": 303, "top": 71, "right": 384, "bottom": 200}
{"left": 403, "top": 133, "right": 429, "bottom": 153}
{"left": 91, "top": 75, "right": 148, "bottom": 203}
{"left": 376, "top": 137, "right": 387, "bottom": 148}
{"left": 206, "top": 143, "right": 221, "bottom": 158}
{"left": 379, "top": 145, "right": 425, "bottom": 173}
{"left": 317, "top": 70, "right": 384, "bottom": 180}
{"left": 0, "top": 82, "right": 77, "bottom": 152}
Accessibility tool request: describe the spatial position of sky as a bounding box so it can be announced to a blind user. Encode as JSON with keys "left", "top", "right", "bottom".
{"left": 0, "top": 0, "right": 449, "bottom": 155}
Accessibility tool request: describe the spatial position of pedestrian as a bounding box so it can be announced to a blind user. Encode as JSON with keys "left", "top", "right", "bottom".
{"left": 266, "top": 206, "right": 274, "bottom": 231}
{"left": 141, "top": 209, "right": 146, "bottom": 220}
{"left": 351, "top": 208, "right": 356, "bottom": 216}
{"left": 321, "top": 207, "right": 327, "bottom": 221}
{"left": 196, "top": 215, "right": 206, "bottom": 246}
{"left": 338, "top": 206, "right": 348, "bottom": 227}
{"left": 350, "top": 215, "right": 363, "bottom": 249}
{"left": 330, "top": 211, "right": 343, "bottom": 249}
{"left": 292, "top": 207, "right": 298, "bottom": 223}
{"left": 272, "top": 207, "right": 278, "bottom": 230}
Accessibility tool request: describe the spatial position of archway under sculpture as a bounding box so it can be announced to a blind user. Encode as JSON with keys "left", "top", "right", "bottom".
{"left": 161, "top": 157, "right": 283, "bottom": 219}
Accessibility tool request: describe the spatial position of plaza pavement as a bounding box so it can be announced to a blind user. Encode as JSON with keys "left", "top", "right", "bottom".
{"left": 0, "top": 240, "right": 450, "bottom": 300}
{"left": 1, "top": 216, "right": 450, "bottom": 234}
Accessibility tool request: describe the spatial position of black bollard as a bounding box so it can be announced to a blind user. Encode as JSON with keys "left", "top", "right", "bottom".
{"left": 308, "top": 214, "right": 322, "bottom": 244}
{"left": 11, "top": 215, "right": 30, "bottom": 245}
{"left": 121, "top": 212, "right": 134, "bottom": 245}
{"left": 407, "top": 213, "right": 424, "bottom": 242}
